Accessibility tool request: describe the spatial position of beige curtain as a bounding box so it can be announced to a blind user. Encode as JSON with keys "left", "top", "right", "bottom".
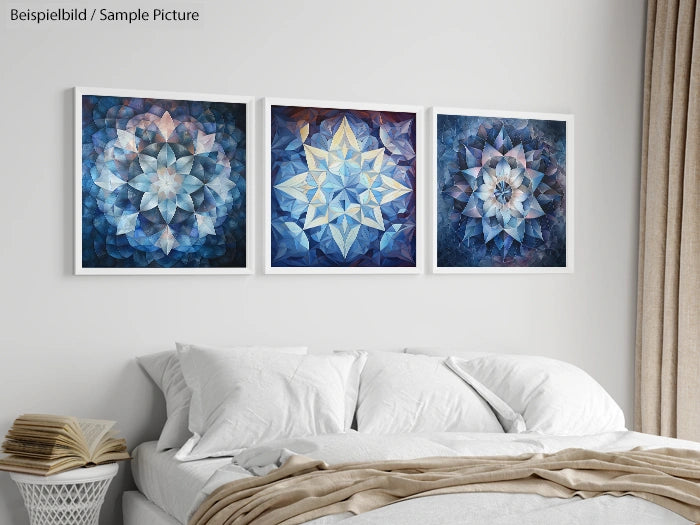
{"left": 636, "top": 0, "right": 699, "bottom": 441}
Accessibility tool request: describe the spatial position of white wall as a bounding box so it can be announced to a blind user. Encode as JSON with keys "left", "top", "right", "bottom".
{"left": 0, "top": 1, "right": 646, "bottom": 523}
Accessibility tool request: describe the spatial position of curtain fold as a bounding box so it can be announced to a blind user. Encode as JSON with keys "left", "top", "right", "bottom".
{"left": 635, "top": 0, "right": 699, "bottom": 441}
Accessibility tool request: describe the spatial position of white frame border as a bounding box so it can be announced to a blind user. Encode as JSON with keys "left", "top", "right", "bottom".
{"left": 74, "top": 86, "right": 255, "bottom": 275}
{"left": 264, "top": 97, "right": 424, "bottom": 275}
{"left": 431, "top": 107, "right": 574, "bottom": 274}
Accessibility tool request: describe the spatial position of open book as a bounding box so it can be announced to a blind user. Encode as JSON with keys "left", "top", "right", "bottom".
{"left": 0, "top": 414, "right": 130, "bottom": 476}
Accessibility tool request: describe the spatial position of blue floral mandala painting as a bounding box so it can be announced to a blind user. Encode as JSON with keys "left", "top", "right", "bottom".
{"left": 269, "top": 103, "right": 418, "bottom": 270}
{"left": 78, "top": 89, "right": 249, "bottom": 273}
{"left": 435, "top": 110, "right": 571, "bottom": 270}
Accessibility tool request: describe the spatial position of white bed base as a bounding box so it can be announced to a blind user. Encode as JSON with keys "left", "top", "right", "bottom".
{"left": 123, "top": 491, "right": 182, "bottom": 525}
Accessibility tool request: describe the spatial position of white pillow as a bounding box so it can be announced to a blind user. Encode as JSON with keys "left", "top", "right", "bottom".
{"left": 137, "top": 350, "right": 193, "bottom": 451}
{"left": 446, "top": 355, "right": 626, "bottom": 435}
{"left": 175, "top": 344, "right": 367, "bottom": 461}
{"left": 405, "top": 347, "right": 492, "bottom": 359}
{"left": 137, "top": 345, "right": 307, "bottom": 451}
{"left": 355, "top": 352, "right": 503, "bottom": 434}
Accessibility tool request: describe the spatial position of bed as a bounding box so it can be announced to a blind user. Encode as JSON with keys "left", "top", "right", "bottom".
{"left": 125, "top": 344, "right": 700, "bottom": 525}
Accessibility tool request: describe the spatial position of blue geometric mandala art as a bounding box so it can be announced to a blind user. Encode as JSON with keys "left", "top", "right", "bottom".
{"left": 436, "top": 112, "right": 569, "bottom": 268}
{"left": 270, "top": 105, "right": 417, "bottom": 268}
{"left": 80, "top": 92, "right": 247, "bottom": 270}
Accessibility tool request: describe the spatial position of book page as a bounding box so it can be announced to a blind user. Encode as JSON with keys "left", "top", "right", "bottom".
{"left": 76, "top": 419, "right": 115, "bottom": 457}
{"left": 0, "top": 453, "right": 86, "bottom": 476}
{"left": 15, "top": 414, "right": 74, "bottom": 427}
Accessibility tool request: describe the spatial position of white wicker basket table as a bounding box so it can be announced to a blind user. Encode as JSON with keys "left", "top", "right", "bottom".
{"left": 10, "top": 463, "right": 118, "bottom": 525}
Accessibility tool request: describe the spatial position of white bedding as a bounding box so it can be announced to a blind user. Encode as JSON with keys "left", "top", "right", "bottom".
{"left": 129, "top": 432, "right": 700, "bottom": 525}
{"left": 130, "top": 442, "right": 248, "bottom": 524}
{"left": 301, "top": 492, "right": 693, "bottom": 525}
{"left": 123, "top": 491, "right": 180, "bottom": 525}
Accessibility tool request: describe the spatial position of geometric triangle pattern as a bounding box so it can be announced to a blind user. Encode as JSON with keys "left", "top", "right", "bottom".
{"left": 436, "top": 114, "right": 567, "bottom": 267}
{"left": 81, "top": 95, "right": 247, "bottom": 268}
{"left": 271, "top": 106, "right": 417, "bottom": 267}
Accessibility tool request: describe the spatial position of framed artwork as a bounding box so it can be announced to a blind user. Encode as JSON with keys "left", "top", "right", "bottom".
{"left": 75, "top": 87, "right": 253, "bottom": 275}
{"left": 432, "top": 108, "right": 573, "bottom": 273}
{"left": 265, "top": 98, "right": 422, "bottom": 274}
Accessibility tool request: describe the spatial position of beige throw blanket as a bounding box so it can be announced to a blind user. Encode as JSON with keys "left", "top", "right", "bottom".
{"left": 189, "top": 447, "right": 700, "bottom": 525}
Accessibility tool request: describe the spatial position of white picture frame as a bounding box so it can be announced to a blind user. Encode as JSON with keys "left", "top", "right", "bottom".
{"left": 264, "top": 97, "right": 424, "bottom": 275}
{"left": 431, "top": 107, "right": 574, "bottom": 274}
{"left": 75, "top": 87, "right": 254, "bottom": 275}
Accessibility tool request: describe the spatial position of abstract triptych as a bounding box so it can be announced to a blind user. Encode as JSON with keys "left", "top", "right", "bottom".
{"left": 75, "top": 88, "right": 572, "bottom": 275}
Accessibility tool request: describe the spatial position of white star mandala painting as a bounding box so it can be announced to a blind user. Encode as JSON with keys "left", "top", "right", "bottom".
{"left": 266, "top": 98, "right": 423, "bottom": 274}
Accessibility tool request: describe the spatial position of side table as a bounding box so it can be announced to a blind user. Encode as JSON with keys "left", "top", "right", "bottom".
{"left": 10, "top": 463, "right": 118, "bottom": 525}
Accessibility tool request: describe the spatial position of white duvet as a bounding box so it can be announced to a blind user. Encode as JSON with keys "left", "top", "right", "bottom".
{"left": 181, "top": 431, "right": 700, "bottom": 525}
